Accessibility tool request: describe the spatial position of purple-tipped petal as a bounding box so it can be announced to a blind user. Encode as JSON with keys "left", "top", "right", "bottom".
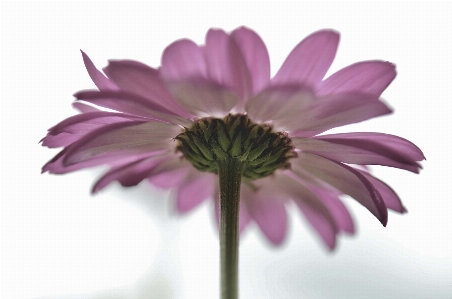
{"left": 245, "top": 85, "right": 317, "bottom": 130}
{"left": 42, "top": 112, "right": 140, "bottom": 147}
{"left": 231, "top": 27, "right": 271, "bottom": 94}
{"left": 360, "top": 171, "right": 407, "bottom": 213}
{"left": 161, "top": 39, "right": 207, "bottom": 81}
{"left": 74, "top": 90, "right": 192, "bottom": 126}
{"left": 269, "top": 174, "right": 338, "bottom": 249}
{"left": 273, "top": 30, "right": 339, "bottom": 88}
{"left": 297, "top": 201, "right": 337, "bottom": 250}
{"left": 81, "top": 51, "right": 119, "bottom": 91}
{"left": 176, "top": 171, "right": 215, "bottom": 213}
{"left": 46, "top": 112, "right": 138, "bottom": 135}
{"left": 309, "top": 186, "right": 355, "bottom": 234}
{"left": 292, "top": 152, "right": 388, "bottom": 226}
{"left": 204, "top": 29, "right": 252, "bottom": 108}
{"left": 242, "top": 184, "right": 288, "bottom": 245}
{"left": 105, "top": 60, "right": 192, "bottom": 118}
{"left": 293, "top": 133, "right": 423, "bottom": 173}
{"left": 149, "top": 166, "right": 190, "bottom": 189}
{"left": 72, "top": 102, "right": 100, "bottom": 113}
{"left": 92, "top": 154, "right": 173, "bottom": 192}
{"left": 318, "top": 132, "right": 425, "bottom": 161}
{"left": 289, "top": 92, "right": 392, "bottom": 137}
{"left": 318, "top": 61, "right": 396, "bottom": 97}
{"left": 42, "top": 147, "right": 161, "bottom": 175}
{"left": 63, "top": 121, "right": 179, "bottom": 166}
{"left": 168, "top": 80, "right": 238, "bottom": 117}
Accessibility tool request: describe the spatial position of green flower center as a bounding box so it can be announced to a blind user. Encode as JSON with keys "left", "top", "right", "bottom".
{"left": 176, "top": 114, "right": 297, "bottom": 180}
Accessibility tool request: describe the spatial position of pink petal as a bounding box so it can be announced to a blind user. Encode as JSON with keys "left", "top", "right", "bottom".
{"left": 245, "top": 85, "right": 317, "bottom": 130}
{"left": 46, "top": 112, "right": 138, "bottom": 134}
{"left": 105, "top": 60, "right": 192, "bottom": 118}
{"left": 242, "top": 184, "right": 288, "bottom": 245}
{"left": 149, "top": 166, "right": 190, "bottom": 189}
{"left": 63, "top": 121, "right": 179, "bottom": 166}
{"left": 318, "top": 61, "right": 396, "bottom": 96}
{"left": 42, "top": 112, "right": 139, "bottom": 147}
{"left": 292, "top": 152, "right": 388, "bottom": 226}
{"left": 204, "top": 29, "right": 252, "bottom": 109}
{"left": 268, "top": 174, "right": 338, "bottom": 249}
{"left": 167, "top": 80, "right": 238, "bottom": 117}
{"left": 41, "top": 132, "right": 79, "bottom": 148}
{"left": 80, "top": 51, "right": 119, "bottom": 91}
{"left": 318, "top": 132, "right": 425, "bottom": 161}
{"left": 297, "top": 201, "right": 337, "bottom": 250}
{"left": 231, "top": 27, "right": 271, "bottom": 94}
{"left": 293, "top": 134, "right": 422, "bottom": 173}
{"left": 160, "top": 39, "right": 206, "bottom": 81}
{"left": 308, "top": 186, "right": 355, "bottom": 234}
{"left": 289, "top": 92, "right": 392, "bottom": 137}
{"left": 42, "top": 147, "right": 161, "bottom": 175}
{"left": 92, "top": 154, "right": 174, "bottom": 192}
{"left": 74, "top": 90, "right": 192, "bottom": 126}
{"left": 72, "top": 102, "right": 100, "bottom": 113}
{"left": 176, "top": 171, "right": 215, "bottom": 213}
{"left": 273, "top": 30, "right": 339, "bottom": 88}
{"left": 360, "top": 171, "right": 407, "bottom": 213}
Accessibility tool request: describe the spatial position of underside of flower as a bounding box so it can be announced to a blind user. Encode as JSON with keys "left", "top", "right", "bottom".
{"left": 176, "top": 114, "right": 297, "bottom": 179}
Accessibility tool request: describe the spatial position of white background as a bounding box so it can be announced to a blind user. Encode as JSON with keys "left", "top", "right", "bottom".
{"left": 1, "top": 1, "right": 451, "bottom": 298}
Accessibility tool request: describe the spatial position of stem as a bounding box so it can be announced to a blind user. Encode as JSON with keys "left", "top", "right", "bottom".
{"left": 218, "top": 158, "right": 243, "bottom": 299}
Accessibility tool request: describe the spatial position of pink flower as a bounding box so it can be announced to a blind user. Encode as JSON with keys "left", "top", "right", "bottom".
{"left": 42, "top": 27, "right": 424, "bottom": 250}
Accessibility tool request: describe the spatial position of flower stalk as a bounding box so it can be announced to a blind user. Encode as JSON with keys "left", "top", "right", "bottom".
{"left": 218, "top": 158, "right": 243, "bottom": 299}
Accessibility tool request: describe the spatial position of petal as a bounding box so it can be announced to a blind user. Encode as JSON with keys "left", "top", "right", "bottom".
{"left": 42, "top": 112, "right": 139, "bottom": 147}
{"left": 41, "top": 132, "right": 79, "bottom": 148}
{"left": 63, "top": 121, "right": 179, "bottom": 166}
{"left": 318, "top": 61, "right": 396, "bottom": 96}
{"left": 92, "top": 154, "right": 173, "bottom": 192}
{"left": 245, "top": 85, "right": 317, "bottom": 130}
{"left": 360, "top": 171, "right": 407, "bottom": 213}
{"left": 297, "top": 200, "right": 337, "bottom": 250}
{"left": 160, "top": 39, "right": 206, "bottom": 80}
{"left": 293, "top": 133, "right": 423, "bottom": 173}
{"left": 42, "top": 147, "right": 160, "bottom": 175}
{"left": 149, "top": 166, "right": 190, "bottom": 189}
{"left": 291, "top": 152, "right": 388, "bottom": 226}
{"left": 268, "top": 174, "right": 338, "bottom": 249}
{"left": 105, "top": 60, "right": 192, "bottom": 117}
{"left": 318, "top": 132, "right": 425, "bottom": 161}
{"left": 231, "top": 27, "right": 271, "bottom": 94}
{"left": 308, "top": 186, "right": 355, "bottom": 234}
{"left": 80, "top": 51, "right": 119, "bottom": 91}
{"left": 176, "top": 171, "right": 215, "bottom": 213}
{"left": 242, "top": 184, "right": 288, "bottom": 245}
{"left": 204, "top": 29, "right": 252, "bottom": 108}
{"left": 72, "top": 102, "right": 100, "bottom": 113}
{"left": 167, "top": 80, "right": 238, "bottom": 118}
{"left": 273, "top": 30, "right": 339, "bottom": 88}
{"left": 289, "top": 92, "right": 392, "bottom": 137}
{"left": 74, "top": 90, "right": 192, "bottom": 126}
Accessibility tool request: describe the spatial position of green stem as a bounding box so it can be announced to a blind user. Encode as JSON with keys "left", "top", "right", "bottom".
{"left": 218, "top": 158, "right": 243, "bottom": 299}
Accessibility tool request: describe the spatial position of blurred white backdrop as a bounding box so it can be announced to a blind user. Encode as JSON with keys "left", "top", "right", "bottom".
{"left": 1, "top": 1, "right": 451, "bottom": 298}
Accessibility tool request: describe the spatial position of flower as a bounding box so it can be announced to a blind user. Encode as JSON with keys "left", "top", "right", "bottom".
{"left": 42, "top": 27, "right": 424, "bottom": 250}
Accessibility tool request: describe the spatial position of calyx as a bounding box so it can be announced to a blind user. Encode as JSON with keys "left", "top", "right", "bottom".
{"left": 176, "top": 114, "right": 297, "bottom": 179}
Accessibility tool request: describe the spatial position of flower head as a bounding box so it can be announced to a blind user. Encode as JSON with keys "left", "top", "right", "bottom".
{"left": 42, "top": 27, "right": 424, "bottom": 249}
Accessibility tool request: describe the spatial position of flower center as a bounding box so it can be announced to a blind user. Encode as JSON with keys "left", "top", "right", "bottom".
{"left": 176, "top": 114, "right": 297, "bottom": 180}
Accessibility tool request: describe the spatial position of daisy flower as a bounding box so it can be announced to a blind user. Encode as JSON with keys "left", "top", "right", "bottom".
{"left": 42, "top": 27, "right": 424, "bottom": 298}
